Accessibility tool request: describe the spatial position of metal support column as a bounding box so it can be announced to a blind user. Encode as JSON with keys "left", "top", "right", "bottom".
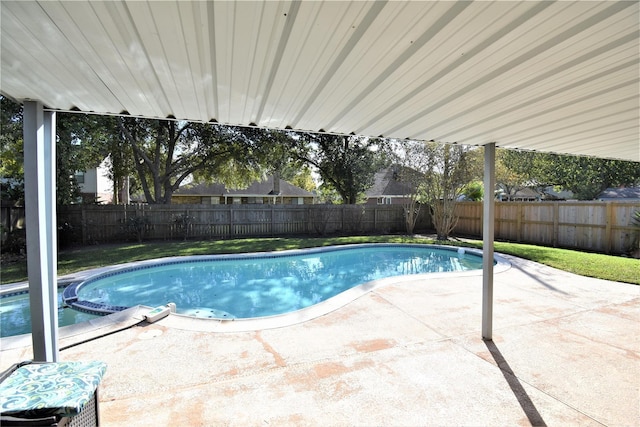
{"left": 482, "top": 143, "right": 496, "bottom": 341}
{"left": 23, "top": 101, "right": 59, "bottom": 361}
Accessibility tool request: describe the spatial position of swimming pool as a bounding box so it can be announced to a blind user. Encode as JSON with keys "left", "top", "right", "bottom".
{"left": 63, "top": 244, "right": 487, "bottom": 320}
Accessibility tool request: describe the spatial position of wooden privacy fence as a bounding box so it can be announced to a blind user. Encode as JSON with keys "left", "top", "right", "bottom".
{"left": 6, "top": 201, "right": 637, "bottom": 254}
{"left": 56, "top": 204, "right": 430, "bottom": 246}
{"left": 1, "top": 204, "right": 24, "bottom": 230}
{"left": 454, "top": 201, "right": 640, "bottom": 254}
{"left": 0, "top": 203, "right": 25, "bottom": 244}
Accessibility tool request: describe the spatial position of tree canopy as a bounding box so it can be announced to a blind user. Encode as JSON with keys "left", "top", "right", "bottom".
{"left": 1, "top": 96, "right": 116, "bottom": 204}
{"left": 499, "top": 150, "right": 640, "bottom": 200}
{"left": 240, "top": 128, "right": 314, "bottom": 190}
{"left": 56, "top": 113, "right": 117, "bottom": 204}
{"left": 420, "top": 143, "right": 482, "bottom": 239}
{"left": 3, "top": 92, "right": 637, "bottom": 207}
{"left": 119, "top": 118, "right": 270, "bottom": 204}
{"left": 0, "top": 96, "right": 24, "bottom": 202}
{"left": 293, "top": 133, "right": 386, "bottom": 204}
{"left": 388, "top": 140, "right": 482, "bottom": 238}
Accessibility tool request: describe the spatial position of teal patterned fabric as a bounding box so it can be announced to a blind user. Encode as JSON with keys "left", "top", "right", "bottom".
{"left": 0, "top": 361, "right": 106, "bottom": 417}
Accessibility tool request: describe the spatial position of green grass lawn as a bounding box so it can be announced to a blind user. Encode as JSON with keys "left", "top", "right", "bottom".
{"left": 1, "top": 235, "right": 638, "bottom": 285}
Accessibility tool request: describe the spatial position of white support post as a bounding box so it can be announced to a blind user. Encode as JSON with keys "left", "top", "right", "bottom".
{"left": 482, "top": 143, "right": 496, "bottom": 341}
{"left": 23, "top": 101, "right": 59, "bottom": 362}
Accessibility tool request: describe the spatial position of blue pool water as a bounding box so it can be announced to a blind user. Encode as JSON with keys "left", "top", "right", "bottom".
{"left": 70, "top": 244, "right": 484, "bottom": 319}
{"left": 0, "top": 290, "right": 99, "bottom": 338}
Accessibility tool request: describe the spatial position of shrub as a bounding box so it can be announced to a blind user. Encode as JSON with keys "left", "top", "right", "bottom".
{"left": 630, "top": 210, "right": 640, "bottom": 258}
{"left": 1, "top": 229, "right": 26, "bottom": 255}
{"left": 122, "top": 215, "right": 150, "bottom": 243}
{"left": 173, "top": 213, "right": 196, "bottom": 241}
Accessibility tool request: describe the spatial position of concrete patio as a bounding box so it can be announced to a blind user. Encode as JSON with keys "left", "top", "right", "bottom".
{"left": 2, "top": 253, "right": 638, "bottom": 426}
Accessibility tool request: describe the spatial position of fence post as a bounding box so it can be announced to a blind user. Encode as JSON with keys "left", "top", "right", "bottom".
{"left": 516, "top": 202, "right": 523, "bottom": 242}
{"left": 374, "top": 207, "right": 378, "bottom": 231}
{"left": 604, "top": 202, "right": 613, "bottom": 254}
{"left": 478, "top": 201, "right": 484, "bottom": 237}
{"left": 492, "top": 203, "right": 499, "bottom": 239}
{"left": 185, "top": 207, "right": 190, "bottom": 241}
{"left": 3, "top": 204, "right": 11, "bottom": 235}
{"left": 81, "top": 205, "right": 87, "bottom": 245}
{"left": 271, "top": 205, "right": 275, "bottom": 236}
{"left": 552, "top": 203, "right": 559, "bottom": 247}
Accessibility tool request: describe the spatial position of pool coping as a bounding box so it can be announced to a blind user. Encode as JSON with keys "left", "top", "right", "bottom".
{"left": 0, "top": 305, "right": 150, "bottom": 351}
{"left": 1, "top": 244, "right": 511, "bottom": 341}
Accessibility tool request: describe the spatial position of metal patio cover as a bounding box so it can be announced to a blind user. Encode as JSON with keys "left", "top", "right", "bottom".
{"left": 1, "top": 0, "right": 639, "bottom": 162}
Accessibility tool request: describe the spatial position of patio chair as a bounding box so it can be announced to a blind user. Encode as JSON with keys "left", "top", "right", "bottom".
{"left": 0, "top": 360, "right": 106, "bottom": 426}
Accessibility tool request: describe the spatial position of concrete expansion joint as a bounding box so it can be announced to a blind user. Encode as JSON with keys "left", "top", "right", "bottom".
{"left": 371, "top": 291, "right": 448, "bottom": 339}
{"left": 456, "top": 339, "right": 607, "bottom": 427}
{"left": 533, "top": 304, "right": 627, "bottom": 329}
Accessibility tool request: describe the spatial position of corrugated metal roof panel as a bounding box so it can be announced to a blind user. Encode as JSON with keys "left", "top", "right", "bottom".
{"left": 1, "top": 1, "right": 638, "bottom": 161}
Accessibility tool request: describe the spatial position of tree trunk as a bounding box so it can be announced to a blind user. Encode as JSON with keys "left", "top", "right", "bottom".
{"left": 404, "top": 200, "right": 420, "bottom": 235}
{"left": 432, "top": 199, "right": 459, "bottom": 240}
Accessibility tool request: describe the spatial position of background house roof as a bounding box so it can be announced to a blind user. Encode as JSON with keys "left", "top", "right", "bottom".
{"left": 1, "top": 1, "right": 638, "bottom": 162}
{"left": 365, "top": 167, "right": 416, "bottom": 198}
{"left": 597, "top": 187, "right": 640, "bottom": 200}
{"left": 175, "top": 176, "right": 314, "bottom": 198}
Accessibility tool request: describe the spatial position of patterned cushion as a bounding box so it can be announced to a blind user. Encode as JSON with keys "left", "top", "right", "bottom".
{"left": 0, "top": 361, "right": 106, "bottom": 418}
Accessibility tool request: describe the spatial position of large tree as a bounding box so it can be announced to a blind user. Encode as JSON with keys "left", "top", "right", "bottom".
{"left": 428, "top": 144, "right": 482, "bottom": 240}
{"left": 56, "top": 113, "right": 117, "bottom": 204}
{"left": 104, "top": 124, "right": 136, "bottom": 204}
{"left": 540, "top": 154, "right": 640, "bottom": 200}
{"left": 384, "top": 140, "right": 482, "bottom": 238}
{"left": 0, "top": 96, "right": 117, "bottom": 204}
{"left": 408, "top": 142, "right": 482, "bottom": 240}
{"left": 244, "top": 128, "right": 315, "bottom": 192}
{"left": 500, "top": 150, "right": 640, "bottom": 200}
{"left": 386, "top": 139, "right": 430, "bottom": 234}
{"left": 0, "top": 96, "right": 24, "bottom": 202}
{"left": 294, "top": 133, "right": 385, "bottom": 204}
{"left": 118, "top": 118, "right": 266, "bottom": 204}
{"left": 495, "top": 149, "right": 538, "bottom": 201}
